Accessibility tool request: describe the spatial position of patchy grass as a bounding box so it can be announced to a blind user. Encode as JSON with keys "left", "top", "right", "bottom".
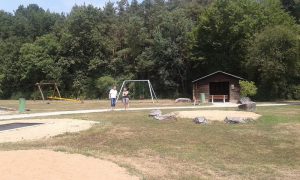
{"left": 0, "top": 99, "right": 196, "bottom": 113}
{"left": 0, "top": 105, "right": 299, "bottom": 179}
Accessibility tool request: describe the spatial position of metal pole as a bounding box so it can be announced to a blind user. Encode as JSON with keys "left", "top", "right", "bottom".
{"left": 116, "top": 81, "right": 126, "bottom": 103}
{"left": 147, "top": 80, "right": 154, "bottom": 103}
{"left": 149, "top": 81, "right": 158, "bottom": 101}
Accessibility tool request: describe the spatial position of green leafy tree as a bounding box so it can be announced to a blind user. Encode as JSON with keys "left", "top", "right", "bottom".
{"left": 191, "top": 0, "right": 295, "bottom": 75}
{"left": 95, "top": 76, "right": 117, "bottom": 98}
{"left": 0, "top": 11, "right": 14, "bottom": 39}
{"left": 280, "top": 0, "right": 300, "bottom": 22}
{"left": 19, "top": 34, "right": 62, "bottom": 83}
{"left": 0, "top": 1, "right": 298, "bottom": 100}
{"left": 239, "top": 80, "right": 257, "bottom": 97}
{"left": 245, "top": 25, "right": 300, "bottom": 99}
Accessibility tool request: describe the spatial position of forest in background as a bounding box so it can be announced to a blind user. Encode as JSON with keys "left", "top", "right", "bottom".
{"left": 0, "top": 0, "right": 299, "bottom": 100}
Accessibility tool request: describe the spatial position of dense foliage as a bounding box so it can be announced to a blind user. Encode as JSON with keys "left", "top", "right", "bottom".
{"left": 0, "top": 0, "right": 299, "bottom": 100}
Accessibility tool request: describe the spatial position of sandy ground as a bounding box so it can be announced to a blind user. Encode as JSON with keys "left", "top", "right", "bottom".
{"left": 175, "top": 110, "right": 261, "bottom": 121}
{"left": 0, "top": 150, "right": 138, "bottom": 180}
{"left": 0, "top": 119, "right": 97, "bottom": 143}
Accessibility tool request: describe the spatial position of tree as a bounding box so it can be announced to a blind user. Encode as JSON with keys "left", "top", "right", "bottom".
{"left": 0, "top": 0, "right": 298, "bottom": 99}
{"left": 18, "top": 34, "right": 62, "bottom": 87}
{"left": 191, "top": 0, "right": 296, "bottom": 76}
{"left": 280, "top": 0, "right": 300, "bottom": 22}
{"left": 13, "top": 4, "right": 60, "bottom": 40}
{"left": 245, "top": 25, "right": 300, "bottom": 99}
{"left": 95, "top": 76, "right": 116, "bottom": 98}
{"left": 239, "top": 80, "right": 257, "bottom": 97}
{"left": 0, "top": 11, "right": 14, "bottom": 39}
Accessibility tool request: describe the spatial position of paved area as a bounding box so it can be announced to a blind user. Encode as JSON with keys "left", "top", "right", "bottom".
{"left": 0, "top": 103, "right": 288, "bottom": 120}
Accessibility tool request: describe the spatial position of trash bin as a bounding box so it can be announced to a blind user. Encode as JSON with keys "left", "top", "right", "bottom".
{"left": 200, "top": 93, "right": 205, "bottom": 103}
{"left": 19, "top": 98, "right": 26, "bottom": 113}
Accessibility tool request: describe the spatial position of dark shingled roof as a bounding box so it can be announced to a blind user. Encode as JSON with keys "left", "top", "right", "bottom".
{"left": 192, "top": 71, "right": 245, "bottom": 83}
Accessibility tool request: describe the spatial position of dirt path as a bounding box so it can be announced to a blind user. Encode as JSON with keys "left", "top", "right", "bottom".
{"left": 0, "top": 150, "right": 139, "bottom": 180}
{"left": 0, "top": 103, "right": 287, "bottom": 120}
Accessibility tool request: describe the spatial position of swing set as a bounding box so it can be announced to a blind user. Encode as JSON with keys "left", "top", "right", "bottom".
{"left": 116, "top": 80, "right": 158, "bottom": 103}
{"left": 35, "top": 82, "right": 81, "bottom": 103}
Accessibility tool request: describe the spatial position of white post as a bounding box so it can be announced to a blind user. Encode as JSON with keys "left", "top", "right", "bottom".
{"left": 149, "top": 82, "right": 158, "bottom": 100}
{"left": 223, "top": 95, "right": 225, "bottom": 103}
{"left": 147, "top": 80, "right": 154, "bottom": 103}
{"left": 212, "top": 95, "right": 214, "bottom": 103}
{"left": 116, "top": 81, "right": 126, "bottom": 103}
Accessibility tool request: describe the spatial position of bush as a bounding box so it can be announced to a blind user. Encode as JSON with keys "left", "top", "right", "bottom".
{"left": 95, "top": 76, "right": 116, "bottom": 98}
{"left": 239, "top": 80, "right": 257, "bottom": 97}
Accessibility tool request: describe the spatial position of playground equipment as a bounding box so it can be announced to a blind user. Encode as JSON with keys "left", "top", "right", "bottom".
{"left": 47, "top": 96, "right": 82, "bottom": 103}
{"left": 116, "top": 80, "right": 158, "bottom": 103}
{"left": 35, "top": 82, "right": 81, "bottom": 102}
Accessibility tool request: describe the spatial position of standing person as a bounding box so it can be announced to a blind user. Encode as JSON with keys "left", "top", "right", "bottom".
{"left": 122, "top": 88, "right": 129, "bottom": 110}
{"left": 109, "top": 86, "right": 117, "bottom": 110}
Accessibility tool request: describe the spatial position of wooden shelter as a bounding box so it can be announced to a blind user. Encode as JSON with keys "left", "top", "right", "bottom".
{"left": 192, "top": 71, "right": 245, "bottom": 103}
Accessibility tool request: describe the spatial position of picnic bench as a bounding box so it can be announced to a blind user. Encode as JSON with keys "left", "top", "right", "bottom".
{"left": 209, "top": 95, "right": 228, "bottom": 103}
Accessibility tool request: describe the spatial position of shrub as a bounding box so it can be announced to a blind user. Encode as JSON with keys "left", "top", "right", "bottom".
{"left": 239, "top": 80, "right": 257, "bottom": 97}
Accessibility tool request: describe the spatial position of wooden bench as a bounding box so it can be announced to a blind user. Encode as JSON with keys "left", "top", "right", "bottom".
{"left": 209, "top": 95, "right": 228, "bottom": 103}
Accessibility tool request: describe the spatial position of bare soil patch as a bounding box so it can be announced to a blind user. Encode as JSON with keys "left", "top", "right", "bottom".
{"left": 0, "top": 119, "right": 97, "bottom": 143}
{"left": 175, "top": 110, "right": 261, "bottom": 121}
{"left": 0, "top": 150, "right": 138, "bottom": 180}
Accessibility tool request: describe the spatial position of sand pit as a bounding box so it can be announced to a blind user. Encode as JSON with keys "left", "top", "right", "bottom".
{"left": 0, "top": 119, "right": 97, "bottom": 143}
{"left": 0, "top": 150, "right": 138, "bottom": 180}
{"left": 175, "top": 110, "right": 261, "bottom": 121}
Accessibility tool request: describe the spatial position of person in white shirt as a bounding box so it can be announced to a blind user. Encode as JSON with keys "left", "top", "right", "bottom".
{"left": 109, "top": 86, "right": 117, "bottom": 110}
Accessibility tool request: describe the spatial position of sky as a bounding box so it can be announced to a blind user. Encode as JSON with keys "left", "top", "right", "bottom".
{"left": 0, "top": 0, "right": 115, "bottom": 13}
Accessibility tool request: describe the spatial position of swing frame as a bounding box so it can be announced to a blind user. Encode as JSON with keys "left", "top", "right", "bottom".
{"left": 35, "top": 82, "right": 61, "bottom": 101}
{"left": 116, "top": 80, "right": 158, "bottom": 103}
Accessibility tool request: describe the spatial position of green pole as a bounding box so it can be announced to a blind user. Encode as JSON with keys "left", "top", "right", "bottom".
{"left": 200, "top": 93, "right": 205, "bottom": 103}
{"left": 19, "top": 98, "right": 26, "bottom": 113}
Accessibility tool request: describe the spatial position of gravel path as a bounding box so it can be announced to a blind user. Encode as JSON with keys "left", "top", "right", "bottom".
{"left": 0, "top": 103, "right": 287, "bottom": 120}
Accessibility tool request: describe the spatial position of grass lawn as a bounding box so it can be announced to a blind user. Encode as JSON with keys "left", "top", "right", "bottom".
{"left": 0, "top": 104, "right": 299, "bottom": 179}
{"left": 0, "top": 99, "right": 196, "bottom": 113}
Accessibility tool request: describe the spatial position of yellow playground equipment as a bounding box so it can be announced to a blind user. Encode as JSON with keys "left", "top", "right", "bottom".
{"left": 35, "top": 82, "right": 82, "bottom": 103}
{"left": 47, "top": 96, "right": 82, "bottom": 103}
